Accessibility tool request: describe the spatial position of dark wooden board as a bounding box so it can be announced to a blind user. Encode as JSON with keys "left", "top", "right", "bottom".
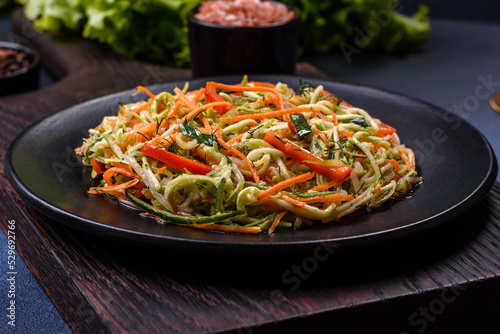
{"left": 2, "top": 8, "right": 500, "bottom": 334}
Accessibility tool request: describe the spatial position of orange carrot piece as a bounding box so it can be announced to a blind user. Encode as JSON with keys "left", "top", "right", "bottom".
{"left": 248, "top": 81, "right": 276, "bottom": 88}
{"left": 150, "top": 133, "right": 177, "bottom": 148}
{"left": 166, "top": 99, "right": 183, "bottom": 119}
{"left": 227, "top": 131, "right": 248, "bottom": 145}
{"left": 155, "top": 166, "right": 167, "bottom": 175}
{"left": 339, "top": 130, "right": 355, "bottom": 137}
{"left": 180, "top": 102, "right": 234, "bottom": 124}
{"left": 279, "top": 195, "right": 306, "bottom": 208}
{"left": 198, "top": 113, "right": 211, "bottom": 130}
{"left": 220, "top": 105, "right": 318, "bottom": 123}
{"left": 90, "top": 159, "right": 106, "bottom": 175}
{"left": 132, "top": 86, "right": 156, "bottom": 100}
{"left": 190, "top": 224, "right": 262, "bottom": 234}
{"left": 258, "top": 171, "right": 315, "bottom": 200}
{"left": 308, "top": 180, "right": 342, "bottom": 192}
{"left": 88, "top": 179, "right": 140, "bottom": 194}
{"left": 104, "top": 167, "right": 140, "bottom": 181}
{"left": 75, "top": 141, "right": 89, "bottom": 154}
{"left": 400, "top": 151, "right": 411, "bottom": 171}
{"left": 188, "top": 88, "right": 206, "bottom": 103}
{"left": 174, "top": 86, "right": 196, "bottom": 110}
{"left": 226, "top": 123, "right": 262, "bottom": 144}
{"left": 268, "top": 211, "right": 288, "bottom": 234}
{"left": 207, "top": 81, "right": 284, "bottom": 109}
{"left": 110, "top": 162, "right": 133, "bottom": 172}
{"left": 286, "top": 193, "right": 354, "bottom": 207}
{"left": 313, "top": 127, "right": 329, "bottom": 147}
{"left": 132, "top": 101, "right": 153, "bottom": 114}
{"left": 387, "top": 159, "right": 402, "bottom": 171}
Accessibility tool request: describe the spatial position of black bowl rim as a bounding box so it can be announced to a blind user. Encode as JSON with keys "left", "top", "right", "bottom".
{"left": 0, "top": 40, "right": 40, "bottom": 79}
{"left": 188, "top": 1, "right": 301, "bottom": 30}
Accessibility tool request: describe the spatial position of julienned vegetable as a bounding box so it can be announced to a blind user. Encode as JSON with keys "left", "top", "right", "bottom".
{"left": 262, "top": 131, "right": 352, "bottom": 182}
{"left": 75, "top": 76, "right": 422, "bottom": 234}
{"left": 18, "top": 0, "right": 430, "bottom": 68}
{"left": 141, "top": 142, "right": 212, "bottom": 175}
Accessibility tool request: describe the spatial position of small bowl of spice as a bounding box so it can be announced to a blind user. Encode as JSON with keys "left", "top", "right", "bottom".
{"left": 0, "top": 41, "right": 40, "bottom": 96}
{"left": 188, "top": 0, "right": 300, "bottom": 78}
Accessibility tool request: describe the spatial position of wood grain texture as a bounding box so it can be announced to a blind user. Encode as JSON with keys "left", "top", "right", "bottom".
{"left": 1, "top": 8, "right": 500, "bottom": 334}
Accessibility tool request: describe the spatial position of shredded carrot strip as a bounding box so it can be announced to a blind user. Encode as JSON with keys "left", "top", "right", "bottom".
{"left": 268, "top": 211, "right": 288, "bottom": 234}
{"left": 374, "top": 183, "right": 382, "bottom": 193}
{"left": 198, "top": 113, "right": 211, "bottom": 130}
{"left": 313, "top": 127, "right": 329, "bottom": 147}
{"left": 188, "top": 88, "right": 206, "bottom": 103}
{"left": 248, "top": 81, "right": 276, "bottom": 88}
{"left": 400, "top": 151, "right": 411, "bottom": 171}
{"left": 132, "top": 101, "right": 153, "bottom": 114}
{"left": 166, "top": 99, "right": 183, "bottom": 119}
{"left": 207, "top": 81, "right": 284, "bottom": 109}
{"left": 110, "top": 162, "right": 134, "bottom": 173}
{"left": 102, "top": 167, "right": 140, "bottom": 188}
{"left": 329, "top": 110, "right": 339, "bottom": 127}
{"left": 220, "top": 106, "right": 319, "bottom": 123}
{"left": 181, "top": 102, "right": 234, "bottom": 124}
{"left": 276, "top": 128, "right": 291, "bottom": 136}
{"left": 155, "top": 166, "right": 167, "bottom": 176}
{"left": 174, "top": 86, "right": 196, "bottom": 110}
{"left": 227, "top": 123, "right": 261, "bottom": 144}
{"left": 339, "top": 130, "right": 355, "bottom": 137}
{"left": 132, "top": 86, "right": 156, "bottom": 100}
{"left": 136, "top": 120, "right": 159, "bottom": 135}
{"left": 190, "top": 224, "right": 262, "bottom": 234}
{"left": 387, "top": 159, "right": 402, "bottom": 171}
{"left": 258, "top": 171, "right": 315, "bottom": 200}
{"left": 104, "top": 167, "right": 140, "bottom": 181}
{"left": 300, "top": 193, "right": 352, "bottom": 204}
{"left": 75, "top": 141, "right": 89, "bottom": 154}
{"left": 308, "top": 179, "right": 342, "bottom": 192}
{"left": 150, "top": 133, "right": 177, "bottom": 148}
{"left": 227, "top": 131, "right": 248, "bottom": 145}
{"left": 88, "top": 179, "right": 139, "bottom": 194}
{"left": 279, "top": 195, "right": 306, "bottom": 208}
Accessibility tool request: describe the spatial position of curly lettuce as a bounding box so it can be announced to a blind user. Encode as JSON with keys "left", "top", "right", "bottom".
{"left": 17, "top": 0, "right": 199, "bottom": 68}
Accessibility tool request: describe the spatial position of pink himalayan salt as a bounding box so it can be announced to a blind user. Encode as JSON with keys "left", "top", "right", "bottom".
{"left": 194, "top": 0, "right": 295, "bottom": 27}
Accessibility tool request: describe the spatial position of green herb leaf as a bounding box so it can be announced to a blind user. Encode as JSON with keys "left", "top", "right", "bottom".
{"left": 290, "top": 113, "right": 312, "bottom": 139}
{"left": 350, "top": 117, "right": 370, "bottom": 128}
{"left": 296, "top": 79, "right": 316, "bottom": 97}
{"left": 179, "top": 120, "right": 220, "bottom": 149}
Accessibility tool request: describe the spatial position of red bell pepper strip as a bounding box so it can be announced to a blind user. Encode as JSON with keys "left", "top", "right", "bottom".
{"left": 90, "top": 159, "right": 107, "bottom": 175}
{"left": 371, "top": 118, "right": 397, "bottom": 137}
{"left": 287, "top": 121, "right": 297, "bottom": 136}
{"left": 263, "top": 131, "right": 352, "bottom": 182}
{"left": 204, "top": 82, "right": 234, "bottom": 115}
{"left": 141, "top": 143, "right": 212, "bottom": 175}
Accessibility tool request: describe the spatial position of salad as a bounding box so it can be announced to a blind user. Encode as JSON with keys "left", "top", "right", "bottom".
{"left": 75, "top": 77, "right": 421, "bottom": 234}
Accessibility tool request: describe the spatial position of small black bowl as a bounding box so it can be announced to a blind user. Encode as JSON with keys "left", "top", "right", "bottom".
{"left": 0, "top": 41, "right": 40, "bottom": 96}
{"left": 188, "top": 2, "right": 300, "bottom": 78}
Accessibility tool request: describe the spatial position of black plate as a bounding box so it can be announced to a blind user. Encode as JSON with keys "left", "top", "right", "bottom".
{"left": 5, "top": 75, "right": 498, "bottom": 253}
